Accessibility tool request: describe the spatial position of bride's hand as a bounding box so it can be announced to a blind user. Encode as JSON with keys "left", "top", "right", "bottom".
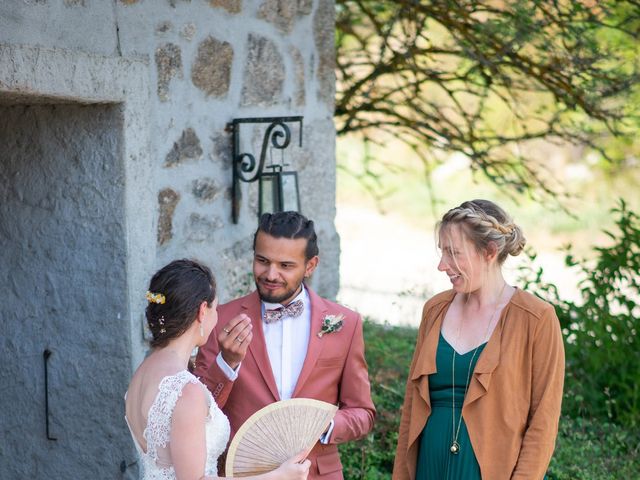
{"left": 272, "top": 451, "right": 311, "bottom": 480}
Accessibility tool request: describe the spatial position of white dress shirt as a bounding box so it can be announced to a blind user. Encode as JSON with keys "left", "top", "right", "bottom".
{"left": 262, "top": 287, "right": 310, "bottom": 400}
{"left": 216, "top": 285, "right": 334, "bottom": 442}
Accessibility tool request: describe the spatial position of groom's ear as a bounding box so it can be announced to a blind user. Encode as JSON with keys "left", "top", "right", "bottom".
{"left": 304, "top": 255, "right": 319, "bottom": 278}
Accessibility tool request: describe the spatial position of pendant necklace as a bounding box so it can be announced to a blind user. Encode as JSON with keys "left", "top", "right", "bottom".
{"left": 450, "top": 282, "right": 507, "bottom": 455}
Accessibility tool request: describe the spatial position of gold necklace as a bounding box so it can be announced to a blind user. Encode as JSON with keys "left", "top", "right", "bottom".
{"left": 449, "top": 283, "right": 507, "bottom": 455}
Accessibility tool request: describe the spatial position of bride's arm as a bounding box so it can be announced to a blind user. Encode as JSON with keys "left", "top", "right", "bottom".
{"left": 171, "top": 385, "right": 310, "bottom": 480}
{"left": 171, "top": 382, "right": 209, "bottom": 480}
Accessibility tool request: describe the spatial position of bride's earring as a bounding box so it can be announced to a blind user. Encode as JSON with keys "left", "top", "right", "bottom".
{"left": 199, "top": 323, "right": 204, "bottom": 337}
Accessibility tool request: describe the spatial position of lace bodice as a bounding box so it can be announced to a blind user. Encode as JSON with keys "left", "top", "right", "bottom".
{"left": 126, "top": 370, "right": 230, "bottom": 479}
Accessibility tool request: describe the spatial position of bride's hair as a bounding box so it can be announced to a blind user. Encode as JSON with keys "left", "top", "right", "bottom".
{"left": 145, "top": 259, "right": 216, "bottom": 348}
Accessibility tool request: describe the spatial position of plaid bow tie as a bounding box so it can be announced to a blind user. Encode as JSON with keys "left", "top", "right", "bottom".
{"left": 264, "top": 299, "right": 304, "bottom": 324}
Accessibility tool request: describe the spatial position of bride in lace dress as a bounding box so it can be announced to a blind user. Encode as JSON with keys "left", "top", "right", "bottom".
{"left": 125, "top": 259, "right": 310, "bottom": 480}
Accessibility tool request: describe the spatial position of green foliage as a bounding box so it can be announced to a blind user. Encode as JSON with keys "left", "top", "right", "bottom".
{"left": 547, "top": 417, "right": 640, "bottom": 479}
{"left": 345, "top": 319, "right": 640, "bottom": 479}
{"left": 336, "top": 0, "right": 640, "bottom": 200}
{"left": 339, "top": 204, "right": 640, "bottom": 477}
{"left": 519, "top": 200, "right": 640, "bottom": 426}
{"left": 339, "top": 320, "right": 416, "bottom": 479}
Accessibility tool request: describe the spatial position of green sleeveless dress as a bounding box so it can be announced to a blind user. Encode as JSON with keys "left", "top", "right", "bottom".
{"left": 415, "top": 333, "right": 486, "bottom": 479}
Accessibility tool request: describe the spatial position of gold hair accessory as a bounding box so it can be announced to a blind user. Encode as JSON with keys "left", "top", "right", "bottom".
{"left": 146, "top": 291, "right": 166, "bottom": 304}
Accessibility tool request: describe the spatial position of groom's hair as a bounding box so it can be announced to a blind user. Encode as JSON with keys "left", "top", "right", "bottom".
{"left": 253, "top": 211, "right": 319, "bottom": 261}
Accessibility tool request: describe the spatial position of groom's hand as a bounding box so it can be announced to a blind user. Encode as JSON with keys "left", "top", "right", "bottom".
{"left": 218, "top": 314, "right": 253, "bottom": 370}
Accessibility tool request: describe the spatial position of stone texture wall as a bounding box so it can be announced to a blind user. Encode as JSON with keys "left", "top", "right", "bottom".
{"left": 120, "top": 0, "right": 339, "bottom": 303}
{"left": 0, "top": 105, "right": 130, "bottom": 478}
{"left": 0, "top": 0, "right": 337, "bottom": 477}
{"left": 0, "top": 0, "right": 338, "bottom": 300}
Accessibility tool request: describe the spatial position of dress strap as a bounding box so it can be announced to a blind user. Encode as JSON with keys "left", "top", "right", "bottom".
{"left": 144, "top": 370, "right": 200, "bottom": 460}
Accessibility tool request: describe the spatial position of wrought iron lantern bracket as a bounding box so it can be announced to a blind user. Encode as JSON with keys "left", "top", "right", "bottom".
{"left": 228, "top": 116, "right": 303, "bottom": 223}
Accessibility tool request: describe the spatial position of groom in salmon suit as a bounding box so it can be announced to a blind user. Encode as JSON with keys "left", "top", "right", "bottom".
{"left": 195, "top": 211, "right": 375, "bottom": 479}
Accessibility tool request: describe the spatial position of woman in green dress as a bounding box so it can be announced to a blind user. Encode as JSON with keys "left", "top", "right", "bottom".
{"left": 393, "top": 200, "right": 565, "bottom": 479}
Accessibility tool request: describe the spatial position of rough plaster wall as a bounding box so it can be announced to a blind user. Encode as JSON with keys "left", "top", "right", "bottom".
{"left": 0, "top": 0, "right": 339, "bottom": 302}
{"left": 0, "top": 105, "right": 133, "bottom": 478}
{"left": 0, "top": 2, "right": 118, "bottom": 55}
{"left": 0, "top": 1, "right": 338, "bottom": 473}
{"left": 117, "top": 0, "right": 339, "bottom": 302}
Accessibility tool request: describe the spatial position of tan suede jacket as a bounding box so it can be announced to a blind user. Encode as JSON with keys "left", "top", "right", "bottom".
{"left": 393, "top": 288, "right": 565, "bottom": 480}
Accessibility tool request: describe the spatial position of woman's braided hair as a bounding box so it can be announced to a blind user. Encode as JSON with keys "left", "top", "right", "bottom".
{"left": 438, "top": 199, "right": 526, "bottom": 264}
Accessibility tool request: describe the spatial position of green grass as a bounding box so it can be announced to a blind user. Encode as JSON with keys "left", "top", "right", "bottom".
{"left": 548, "top": 417, "right": 640, "bottom": 479}
{"left": 338, "top": 320, "right": 640, "bottom": 479}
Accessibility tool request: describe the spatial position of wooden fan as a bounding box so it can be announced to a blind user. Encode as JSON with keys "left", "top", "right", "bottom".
{"left": 225, "top": 398, "right": 338, "bottom": 477}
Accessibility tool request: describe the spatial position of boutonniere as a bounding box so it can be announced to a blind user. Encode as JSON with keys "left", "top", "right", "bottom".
{"left": 317, "top": 314, "right": 345, "bottom": 338}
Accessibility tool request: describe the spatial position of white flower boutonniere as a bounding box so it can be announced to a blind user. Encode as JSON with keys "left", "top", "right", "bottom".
{"left": 317, "top": 314, "right": 345, "bottom": 338}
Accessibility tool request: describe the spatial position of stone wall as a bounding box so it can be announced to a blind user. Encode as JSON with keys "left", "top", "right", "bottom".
{"left": 0, "top": 104, "right": 131, "bottom": 478}
{"left": 128, "top": 0, "right": 339, "bottom": 303}
{"left": 0, "top": 1, "right": 337, "bottom": 477}
{"left": 0, "top": 0, "right": 338, "bottom": 300}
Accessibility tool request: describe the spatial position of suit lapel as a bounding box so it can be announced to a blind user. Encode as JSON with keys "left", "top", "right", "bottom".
{"left": 292, "top": 287, "right": 328, "bottom": 398}
{"left": 242, "top": 291, "right": 280, "bottom": 401}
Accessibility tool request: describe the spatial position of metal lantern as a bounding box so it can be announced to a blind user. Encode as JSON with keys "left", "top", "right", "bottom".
{"left": 229, "top": 116, "right": 303, "bottom": 223}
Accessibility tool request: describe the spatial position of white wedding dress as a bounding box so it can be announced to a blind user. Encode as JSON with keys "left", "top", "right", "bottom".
{"left": 126, "top": 370, "right": 230, "bottom": 479}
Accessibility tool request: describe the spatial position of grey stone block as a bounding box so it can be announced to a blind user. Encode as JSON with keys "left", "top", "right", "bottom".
{"left": 191, "top": 36, "right": 234, "bottom": 97}
{"left": 241, "top": 34, "right": 285, "bottom": 106}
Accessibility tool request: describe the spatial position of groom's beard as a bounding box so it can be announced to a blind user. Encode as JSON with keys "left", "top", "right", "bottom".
{"left": 256, "top": 279, "right": 303, "bottom": 305}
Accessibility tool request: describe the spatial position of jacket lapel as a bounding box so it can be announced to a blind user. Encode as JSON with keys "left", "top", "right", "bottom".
{"left": 292, "top": 286, "right": 327, "bottom": 398}
{"left": 410, "top": 318, "right": 440, "bottom": 404}
{"left": 407, "top": 296, "right": 451, "bottom": 448}
{"left": 463, "top": 305, "right": 506, "bottom": 407}
{"left": 410, "top": 295, "right": 453, "bottom": 401}
{"left": 242, "top": 291, "right": 280, "bottom": 401}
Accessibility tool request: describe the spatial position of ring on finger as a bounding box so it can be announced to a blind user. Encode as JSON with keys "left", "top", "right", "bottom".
{"left": 235, "top": 337, "right": 244, "bottom": 344}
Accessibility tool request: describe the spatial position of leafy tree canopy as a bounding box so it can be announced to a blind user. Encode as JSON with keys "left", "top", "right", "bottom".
{"left": 335, "top": 0, "right": 640, "bottom": 200}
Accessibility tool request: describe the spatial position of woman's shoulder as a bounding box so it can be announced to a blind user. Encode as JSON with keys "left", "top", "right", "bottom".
{"left": 175, "top": 379, "right": 209, "bottom": 408}
{"left": 506, "top": 288, "right": 561, "bottom": 337}
{"left": 419, "top": 290, "right": 455, "bottom": 328}
{"left": 509, "top": 288, "right": 556, "bottom": 318}
{"left": 170, "top": 377, "right": 210, "bottom": 434}
{"left": 422, "top": 289, "right": 455, "bottom": 312}
{"left": 130, "top": 357, "right": 200, "bottom": 406}
{"left": 152, "top": 371, "right": 208, "bottom": 423}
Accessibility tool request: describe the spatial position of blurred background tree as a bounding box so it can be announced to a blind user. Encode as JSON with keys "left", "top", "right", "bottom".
{"left": 333, "top": 2, "right": 640, "bottom": 478}
{"left": 335, "top": 0, "right": 640, "bottom": 203}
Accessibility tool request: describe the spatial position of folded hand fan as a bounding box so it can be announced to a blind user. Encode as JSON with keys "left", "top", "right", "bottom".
{"left": 225, "top": 398, "right": 338, "bottom": 477}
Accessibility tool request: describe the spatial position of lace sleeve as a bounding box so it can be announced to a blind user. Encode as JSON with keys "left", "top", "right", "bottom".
{"left": 144, "top": 370, "right": 201, "bottom": 461}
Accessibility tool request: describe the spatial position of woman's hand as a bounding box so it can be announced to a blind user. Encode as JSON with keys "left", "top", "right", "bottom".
{"left": 201, "top": 451, "right": 311, "bottom": 480}
{"left": 270, "top": 451, "right": 311, "bottom": 480}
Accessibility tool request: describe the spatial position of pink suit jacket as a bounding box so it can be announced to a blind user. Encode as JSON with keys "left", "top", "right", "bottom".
{"left": 194, "top": 287, "right": 375, "bottom": 479}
